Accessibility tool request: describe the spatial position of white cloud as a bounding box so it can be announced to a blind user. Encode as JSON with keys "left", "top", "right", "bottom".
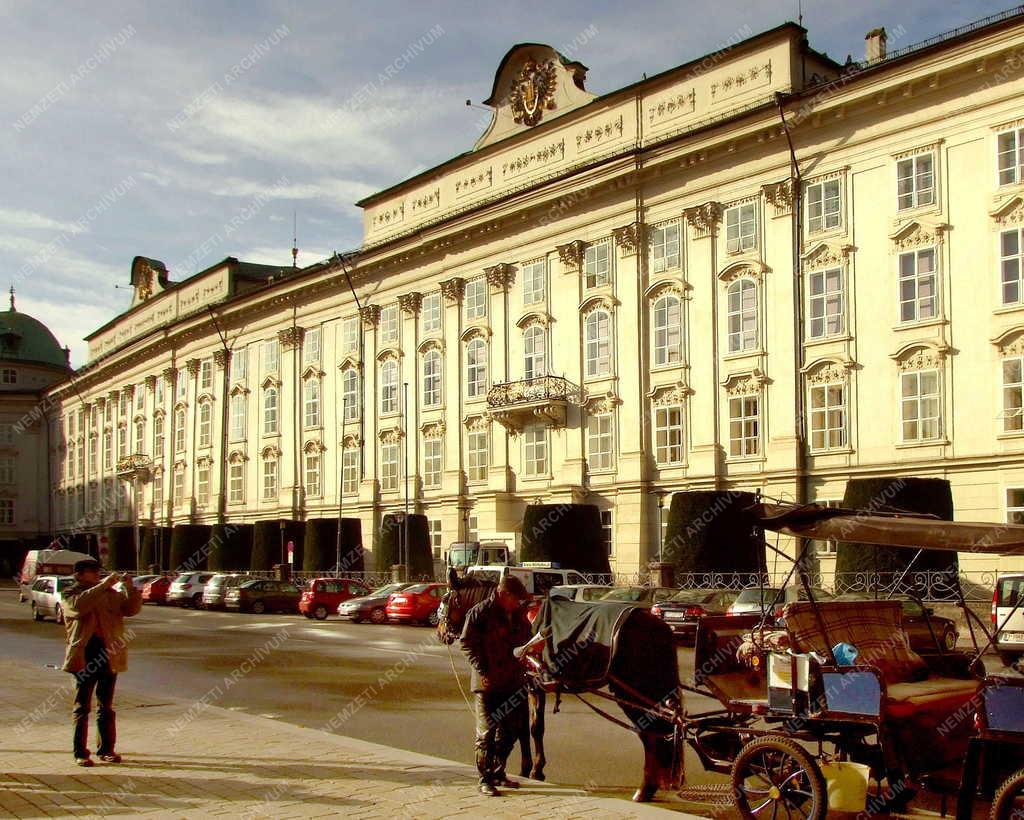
{"left": 0, "top": 208, "right": 88, "bottom": 235}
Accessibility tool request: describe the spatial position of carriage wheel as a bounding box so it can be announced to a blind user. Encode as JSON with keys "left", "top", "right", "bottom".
{"left": 730, "top": 736, "right": 827, "bottom": 820}
{"left": 991, "top": 767, "right": 1024, "bottom": 820}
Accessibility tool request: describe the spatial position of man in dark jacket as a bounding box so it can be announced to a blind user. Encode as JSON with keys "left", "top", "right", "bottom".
{"left": 460, "top": 575, "right": 532, "bottom": 797}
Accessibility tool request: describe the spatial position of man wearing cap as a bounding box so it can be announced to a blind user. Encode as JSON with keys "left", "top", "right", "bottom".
{"left": 62, "top": 559, "right": 142, "bottom": 767}
{"left": 460, "top": 574, "right": 532, "bottom": 797}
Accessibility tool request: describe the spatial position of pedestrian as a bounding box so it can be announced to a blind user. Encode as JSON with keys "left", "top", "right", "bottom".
{"left": 62, "top": 559, "right": 142, "bottom": 767}
{"left": 459, "top": 574, "right": 532, "bottom": 797}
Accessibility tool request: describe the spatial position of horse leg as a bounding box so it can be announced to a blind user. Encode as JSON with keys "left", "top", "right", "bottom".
{"left": 517, "top": 686, "right": 533, "bottom": 778}
{"left": 529, "top": 687, "right": 547, "bottom": 781}
{"left": 632, "top": 733, "right": 660, "bottom": 803}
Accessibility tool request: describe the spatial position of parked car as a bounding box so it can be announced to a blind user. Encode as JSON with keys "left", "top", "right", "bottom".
{"left": 300, "top": 577, "right": 371, "bottom": 620}
{"left": 225, "top": 579, "right": 302, "bottom": 614}
{"left": 549, "top": 584, "right": 614, "bottom": 602}
{"left": 466, "top": 565, "right": 589, "bottom": 596}
{"left": 597, "top": 586, "right": 678, "bottom": 607}
{"left": 130, "top": 574, "right": 160, "bottom": 591}
{"left": 835, "top": 593, "right": 959, "bottom": 653}
{"left": 28, "top": 575, "right": 75, "bottom": 623}
{"left": 167, "top": 572, "right": 215, "bottom": 608}
{"left": 18, "top": 548, "right": 91, "bottom": 601}
{"left": 651, "top": 589, "right": 739, "bottom": 644}
{"left": 726, "top": 586, "right": 834, "bottom": 618}
{"left": 994, "top": 573, "right": 1024, "bottom": 666}
{"left": 337, "top": 582, "right": 416, "bottom": 624}
{"left": 142, "top": 575, "right": 173, "bottom": 605}
{"left": 385, "top": 582, "right": 447, "bottom": 625}
{"left": 202, "top": 574, "right": 254, "bottom": 610}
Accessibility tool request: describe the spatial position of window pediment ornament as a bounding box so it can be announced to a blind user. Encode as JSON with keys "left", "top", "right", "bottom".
{"left": 889, "top": 218, "right": 949, "bottom": 252}
{"left": 890, "top": 341, "right": 950, "bottom": 370}
{"left": 420, "top": 420, "right": 446, "bottom": 439}
{"left": 647, "top": 381, "right": 693, "bottom": 406}
{"left": 440, "top": 277, "right": 465, "bottom": 304}
{"left": 196, "top": 455, "right": 213, "bottom": 468}
{"left": 721, "top": 368, "right": 768, "bottom": 395}
{"left": 991, "top": 195, "right": 1024, "bottom": 227}
{"left": 378, "top": 427, "right": 404, "bottom": 444}
{"left": 227, "top": 450, "right": 247, "bottom": 464}
{"left": 260, "top": 375, "right": 282, "bottom": 390}
{"left": 417, "top": 338, "right": 445, "bottom": 355}
{"left": 398, "top": 292, "right": 422, "bottom": 315}
{"left": 173, "top": 400, "right": 188, "bottom": 412}
{"left": 584, "top": 389, "right": 621, "bottom": 414}
{"left": 800, "top": 356, "right": 855, "bottom": 379}
{"left": 301, "top": 364, "right": 325, "bottom": 380}
{"left": 460, "top": 325, "right": 492, "bottom": 343}
{"left": 516, "top": 311, "right": 551, "bottom": 330}
{"left": 612, "top": 222, "right": 645, "bottom": 257}
{"left": 801, "top": 241, "right": 854, "bottom": 270}
{"left": 359, "top": 304, "right": 381, "bottom": 327}
{"left": 261, "top": 445, "right": 282, "bottom": 460}
{"left": 892, "top": 139, "right": 943, "bottom": 162}
{"left": 683, "top": 201, "right": 721, "bottom": 239}
{"left": 761, "top": 179, "right": 794, "bottom": 217}
{"left": 718, "top": 260, "right": 768, "bottom": 284}
{"left": 341, "top": 433, "right": 362, "bottom": 449}
{"left": 229, "top": 383, "right": 250, "bottom": 397}
{"left": 375, "top": 347, "right": 403, "bottom": 363}
{"left": 991, "top": 326, "right": 1024, "bottom": 356}
{"left": 464, "top": 414, "right": 490, "bottom": 432}
{"left": 556, "top": 239, "right": 587, "bottom": 270}
{"left": 197, "top": 392, "right": 215, "bottom": 404}
{"left": 337, "top": 356, "right": 362, "bottom": 373}
{"left": 578, "top": 294, "right": 619, "bottom": 315}
{"left": 645, "top": 278, "right": 687, "bottom": 300}
{"left": 485, "top": 263, "right": 515, "bottom": 292}
{"left": 303, "top": 439, "right": 326, "bottom": 454}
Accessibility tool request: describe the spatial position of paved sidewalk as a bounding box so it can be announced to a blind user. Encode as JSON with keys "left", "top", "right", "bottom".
{"left": 0, "top": 658, "right": 702, "bottom": 819}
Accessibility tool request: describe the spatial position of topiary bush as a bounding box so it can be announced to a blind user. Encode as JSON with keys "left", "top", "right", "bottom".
{"left": 251, "top": 520, "right": 280, "bottom": 571}
{"left": 169, "top": 524, "right": 212, "bottom": 572}
{"left": 379, "top": 513, "right": 432, "bottom": 577}
{"left": 519, "top": 504, "right": 611, "bottom": 575}
{"left": 105, "top": 526, "right": 136, "bottom": 571}
{"left": 303, "top": 518, "right": 337, "bottom": 573}
{"left": 139, "top": 527, "right": 157, "bottom": 570}
{"left": 209, "top": 524, "right": 252, "bottom": 572}
{"left": 662, "top": 491, "right": 765, "bottom": 576}
{"left": 338, "top": 518, "right": 364, "bottom": 573}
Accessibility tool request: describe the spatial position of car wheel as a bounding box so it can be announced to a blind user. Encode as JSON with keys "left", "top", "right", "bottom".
{"left": 55, "top": 605, "right": 64, "bottom": 625}
{"left": 31, "top": 603, "right": 42, "bottom": 621}
{"left": 370, "top": 607, "right": 386, "bottom": 624}
{"left": 192, "top": 594, "right": 203, "bottom": 609}
{"left": 250, "top": 600, "right": 266, "bottom": 615}
{"left": 314, "top": 605, "right": 328, "bottom": 621}
{"left": 350, "top": 616, "right": 362, "bottom": 624}
{"left": 942, "top": 628, "right": 957, "bottom": 652}
{"left": 427, "top": 610, "right": 440, "bottom": 627}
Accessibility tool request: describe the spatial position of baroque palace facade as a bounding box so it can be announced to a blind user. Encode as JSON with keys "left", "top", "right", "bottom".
{"left": 46, "top": 11, "right": 1024, "bottom": 574}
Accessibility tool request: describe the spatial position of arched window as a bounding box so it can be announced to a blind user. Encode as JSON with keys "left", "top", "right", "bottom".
{"left": 263, "top": 387, "right": 279, "bottom": 435}
{"left": 197, "top": 403, "right": 212, "bottom": 448}
{"left": 380, "top": 359, "right": 399, "bottom": 415}
{"left": 652, "top": 294, "right": 682, "bottom": 366}
{"left": 341, "top": 369, "right": 359, "bottom": 421}
{"left": 303, "top": 378, "right": 321, "bottom": 428}
{"left": 422, "top": 350, "right": 442, "bottom": 407}
{"left": 174, "top": 408, "right": 186, "bottom": 452}
{"left": 584, "top": 310, "right": 611, "bottom": 378}
{"left": 466, "top": 338, "right": 487, "bottom": 398}
{"left": 523, "top": 326, "right": 546, "bottom": 380}
{"left": 727, "top": 279, "right": 758, "bottom": 353}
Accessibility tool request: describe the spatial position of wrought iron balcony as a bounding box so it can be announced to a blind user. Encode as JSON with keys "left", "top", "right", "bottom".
{"left": 486, "top": 376, "right": 582, "bottom": 433}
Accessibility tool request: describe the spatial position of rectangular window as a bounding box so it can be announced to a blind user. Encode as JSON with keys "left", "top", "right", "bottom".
{"left": 0, "top": 424, "right": 12, "bottom": 446}
{"left": 262, "top": 459, "right": 278, "bottom": 500}
{"left": 521, "top": 260, "right": 547, "bottom": 305}
{"left": 230, "top": 395, "right": 246, "bottom": 440}
{"left": 464, "top": 280, "right": 488, "bottom": 321}
{"left": 118, "top": 425, "right": 127, "bottom": 459}
{"left": 380, "top": 305, "right": 400, "bottom": 344}
{"left": 523, "top": 425, "right": 547, "bottom": 477}
{"left": 0, "top": 368, "right": 17, "bottom": 385}
{"left": 808, "top": 268, "right": 844, "bottom": 338}
{"left": 380, "top": 443, "right": 399, "bottom": 491}
{"left": 342, "top": 317, "right": 359, "bottom": 354}
{"left": 174, "top": 412, "right": 186, "bottom": 453}
{"left": 341, "top": 371, "right": 359, "bottom": 421}
{"left": 153, "top": 415, "right": 164, "bottom": 456}
{"left": 305, "top": 453, "right": 321, "bottom": 497}
{"left": 232, "top": 348, "right": 247, "bottom": 382}
{"left": 199, "top": 361, "right": 213, "bottom": 393}
{"left": 467, "top": 431, "right": 488, "bottom": 482}
{"left": 998, "top": 128, "right": 1024, "bottom": 186}
{"left": 650, "top": 223, "right": 680, "bottom": 273}
{"left": 342, "top": 449, "right": 359, "bottom": 495}
{"left": 421, "top": 294, "right": 441, "bottom": 333}
{"left": 728, "top": 395, "right": 760, "bottom": 458}
{"left": 429, "top": 519, "right": 443, "bottom": 559}
{"left": 1008, "top": 488, "right": 1024, "bottom": 524}
{"left": 1001, "top": 228, "right": 1024, "bottom": 305}
{"left": 176, "top": 370, "right": 187, "bottom": 401}
{"left": 88, "top": 436, "right": 97, "bottom": 473}
{"left": 468, "top": 515, "right": 479, "bottom": 543}
{"left": 900, "top": 369, "right": 941, "bottom": 442}
{"left": 809, "top": 383, "right": 847, "bottom": 451}
{"left": 263, "top": 341, "right": 279, "bottom": 373}
{"left": 0, "top": 456, "right": 15, "bottom": 484}
{"left": 304, "top": 379, "right": 321, "bottom": 428}
{"left": 0, "top": 499, "right": 14, "bottom": 525}
{"left": 600, "top": 510, "right": 613, "bottom": 556}
{"left": 197, "top": 467, "right": 210, "bottom": 507}
{"left": 135, "top": 385, "right": 144, "bottom": 411}
{"left": 304, "top": 327, "right": 321, "bottom": 363}
{"left": 806, "top": 178, "right": 841, "bottom": 233}
{"left": 422, "top": 439, "right": 442, "bottom": 488}
{"left": 654, "top": 405, "right": 684, "bottom": 465}
{"left": 134, "top": 419, "right": 145, "bottom": 453}
{"left": 155, "top": 376, "right": 165, "bottom": 406}
{"left": 173, "top": 470, "right": 185, "bottom": 505}
{"left": 103, "top": 431, "right": 112, "bottom": 469}
{"left": 725, "top": 203, "right": 757, "bottom": 253}
{"left": 1004, "top": 357, "right": 1024, "bottom": 433}
{"left": 899, "top": 247, "right": 938, "bottom": 322}
{"left": 229, "top": 463, "right": 244, "bottom": 503}
{"left": 198, "top": 405, "right": 211, "bottom": 448}
{"left": 897, "top": 153, "right": 935, "bottom": 210}
{"left": 584, "top": 241, "right": 611, "bottom": 288}
{"left": 587, "top": 413, "right": 614, "bottom": 471}
{"left": 153, "top": 474, "right": 164, "bottom": 513}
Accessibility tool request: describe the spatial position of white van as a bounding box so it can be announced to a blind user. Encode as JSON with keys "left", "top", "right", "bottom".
{"left": 994, "top": 573, "right": 1024, "bottom": 665}
{"left": 446, "top": 542, "right": 512, "bottom": 573}
{"left": 466, "top": 564, "right": 588, "bottom": 597}
{"left": 18, "top": 549, "right": 92, "bottom": 602}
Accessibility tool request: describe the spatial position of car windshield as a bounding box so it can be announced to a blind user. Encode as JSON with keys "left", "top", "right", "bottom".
{"left": 734, "top": 588, "right": 781, "bottom": 605}
{"left": 57, "top": 578, "right": 75, "bottom": 591}
{"left": 669, "top": 590, "right": 717, "bottom": 604}
{"left": 601, "top": 588, "right": 647, "bottom": 602}
{"left": 403, "top": 584, "right": 431, "bottom": 594}
{"left": 373, "top": 583, "right": 406, "bottom": 596}
{"left": 998, "top": 577, "right": 1024, "bottom": 607}
{"left": 207, "top": 577, "right": 226, "bottom": 589}
{"left": 581, "top": 587, "right": 610, "bottom": 601}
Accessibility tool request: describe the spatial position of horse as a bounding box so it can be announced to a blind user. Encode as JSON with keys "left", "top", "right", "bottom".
{"left": 438, "top": 570, "right": 683, "bottom": 802}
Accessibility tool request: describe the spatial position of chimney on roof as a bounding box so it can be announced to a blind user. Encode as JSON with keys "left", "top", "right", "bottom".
{"left": 865, "top": 27, "right": 887, "bottom": 63}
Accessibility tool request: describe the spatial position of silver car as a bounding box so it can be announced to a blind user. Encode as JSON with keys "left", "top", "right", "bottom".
{"left": 167, "top": 572, "right": 215, "bottom": 608}
{"left": 29, "top": 575, "right": 75, "bottom": 623}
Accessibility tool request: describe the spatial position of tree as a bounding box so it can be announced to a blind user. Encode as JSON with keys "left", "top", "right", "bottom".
{"left": 303, "top": 519, "right": 337, "bottom": 573}
{"left": 379, "top": 513, "right": 432, "bottom": 578}
{"left": 519, "top": 504, "right": 611, "bottom": 575}
{"left": 168, "top": 525, "right": 212, "bottom": 572}
{"left": 251, "top": 520, "right": 279, "bottom": 571}
{"left": 209, "top": 523, "right": 253, "bottom": 572}
{"left": 662, "top": 491, "right": 765, "bottom": 576}
{"left": 105, "top": 526, "right": 136, "bottom": 571}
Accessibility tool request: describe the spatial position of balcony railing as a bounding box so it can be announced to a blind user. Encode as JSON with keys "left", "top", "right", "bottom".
{"left": 486, "top": 376, "right": 583, "bottom": 433}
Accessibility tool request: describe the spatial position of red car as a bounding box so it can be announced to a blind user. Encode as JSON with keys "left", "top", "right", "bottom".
{"left": 385, "top": 582, "right": 447, "bottom": 626}
{"left": 142, "top": 575, "right": 173, "bottom": 605}
{"left": 300, "top": 577, "right": 371, "bottom": 620}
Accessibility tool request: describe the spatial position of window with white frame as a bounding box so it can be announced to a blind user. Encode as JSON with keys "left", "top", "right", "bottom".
{"left": 380, "top": 443, "right": 399, "bottom": 491}
{"left": 304, "top": 378, "right": 321, "bottom": 428}
{"left": 522, "top": 260, "right": 546, "bottom": 305}
{"left": 728, "top": 395, "right": 760, "bottom": 458}
{"left": 900, "top": 368, "right": 941, "bottom": 442}
{"left": 654, "top": 405, "right": 684, "bottom": 465}
{"left": 155, "top": 376, "right": 165, "bottom": 406}
{"left": 263, "top": 340, "right": 279, "bottom": 373}
{"left": 103, "top": 430, "right": 112, "bottom": 469}
{"left": 305, "top": 452, "right": 321, "bottom": 497}
{"left": 341, "top": 369, "right": 359, "bottom": 421}
{"left": 380, "top": 359, "right": 399, "bottom": 415}
{"left": 0, "top": 499, "right": 15, "bottom": 525}
{"left": 200, "top": 361, "right": 213, "bottom": 393}
{"left": 0, "top": 456, "right": 14, "bottom": 485}
{"left": 263, "top": 387, "right": 279, "bottom": 435}
{"left": 77, "top": 442, "right": 85, "bottom": 478}
{"left": 587, "top": 413, "right": 614, "bottom": 471}
{"left": 898, "top": 247, "right": 938, "bottom": 323}
{"left": 134, "top": 384, "right": 144, "bottom": 411}
{"left": 304, "top": 327, "right": 321, "bottom": 363}
{"left": 134, "top": 418, "right": 145, "bottom": 453}
{"left": 584, "top": 310, "right": 611, "bottom": 378}
{"left": 118, "top": 424, "right": 127, "bottom": 459}
{"left": 153, "top": 414, "right": 165, "bottom": 455}
{"left": 429, "top": 518, "right": 443, "bottom": 558}
{"left": 998, "top": 127, "right": 1024, "bottom": 186}
{"left": 897, "top": 153, "right": 935, "bottom": 210}
{"left": 230, "top": 394, "right": 246, "bottom": 440}
{"left": 176, "top": 369, "right": 187, "bottom": 400}
{"left": 467, "top": 430, "right": 488, "bottom": 481}
{"left": 466, "top": 338, "right": 487, "bottom": 399}
{"left": 422, "top": 350, "right": 442, "bottom": 407}
{"left": 652, "top": 294, "right": 682, "bottom": 366}
{"left": 808, "top": 382, "right": 847, "bottom": 451}
{"left": 0, "top": 369, "right": 16, "bottom": 385}
{"left": 174, "top": 409, "right": 186, "bottom": 452}
{"left": 468, "top": 515, "right": 479, "bottom": 543}
{"left": 380, "top": 305, "right": 399, "bottom": 344}
{"left": 262, "top": 458, "right": 278, "bottom": 500}
{"left": 650, "top": 223, "right": 680, "bottom": 273}
{"left": 600, "top": 510, "right": 613, "bottom": 556}
{"left": 807, "top": 178, "right": 841, "bottom": 233}
{"left": 88, "top": 436, "right": 97, "bottom": 473}
{"left": 198, "top": 403, "right": 212, "bottom": 448}
{"left": 812, "top": 499, "right": 841, "bottom": 554}
{"left": 464, "top": 280, "right": 487, "bottom": 322}
{"left": 1001, "top": 228, "right": 1024, "bottom": 305}
{"left": 421, "top": 293, "right": 441, "bottom": 333}
{"left": 727, "top": 279, "right": 758, "bottom": 352}
{"left": 1008, "top": 488, "right": 1024, "bottom": 524}
{"left": 726, "top": 203, "right": 757, "bottom": 253}
{"left": 232, "top": 348, "right": 247, "bottom": 382}
{"left": 228, "top": 462, "right": 244, "bottom": 503}
{"left": 423, "top": 439, "right": 442, "bottom": 488}
{"left": 173, "top": 468, "right": 185, "bottom": 505}
{"left": 808, "top": 268, "right": 844, "bottom": 338}
{"left": 523, "top": 326, "right": 546, "bottom": 380}
{"left": 1004, "top": 356, "right": 1024, "bottom": 433}
{"left": 197, "top": 466, "right": 210, "bottom": 507}
{"left": 522, "top": 425, "right": 547, "bottom": 477}
{"left": 342, "top": 317, "right": 360, "bottom": 353}
{"left": 152, "top": 473, "right": 164, "bottom": 513}
{"left": 584, "top": 241, "right": 611, "bottom": 288}
{"left": 342, "top": 449, "right": 359, "bottom": 494}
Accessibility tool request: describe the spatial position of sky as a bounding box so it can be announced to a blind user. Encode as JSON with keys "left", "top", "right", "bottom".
{"left": 0, "top": 0, "right": 1015, "bottom": 365}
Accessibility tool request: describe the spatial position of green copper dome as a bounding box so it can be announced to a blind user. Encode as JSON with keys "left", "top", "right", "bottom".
{"left": 0, "top": 295, "right": 69, "bottom": 369}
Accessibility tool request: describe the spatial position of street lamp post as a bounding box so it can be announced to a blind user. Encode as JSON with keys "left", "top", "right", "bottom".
{"left": 402, "top": 382, "right": 410, "bottom": 581}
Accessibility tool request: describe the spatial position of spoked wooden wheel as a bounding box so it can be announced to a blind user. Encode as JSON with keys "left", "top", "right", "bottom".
{"left": 992, "top": 767, "right": 1024, "bottom": 820}
{"left": 731, "top": 736, "right": 827, "bottom": 820}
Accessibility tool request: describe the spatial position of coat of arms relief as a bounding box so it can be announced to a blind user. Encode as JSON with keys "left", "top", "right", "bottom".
{"left": 509, "top": 58, "right": 557, "bottom": 126}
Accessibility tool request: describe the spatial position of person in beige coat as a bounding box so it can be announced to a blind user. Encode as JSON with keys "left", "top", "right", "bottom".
{"left": 62, "top": 558, "right": 142, "bottom": 766}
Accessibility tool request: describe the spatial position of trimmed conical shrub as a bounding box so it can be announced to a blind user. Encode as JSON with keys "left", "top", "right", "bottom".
{"left": 169, "top": 524, "right": 212, "bottom": 572}
{"left": 139, "top": 527, "right": 157, "bottom": 569}
{"left": 379, "top": 513, "right": 432, "bottom": 577}
{"left": 519, "top": 504, "right": 611, "bottom": 575}
{"left": 105, "top": 525, "right": 136, "bottom": 571}
{"left": 303, "top": 518, "right": 337, "bottom": 573}
{"left": 338, "top": 518, "right": 364, "bottom": 573}
{"left": 251, "top": 520, "right": 280, "bottom": 571}
{"left": 662, "top": 491, "right": 765, "bottom": 576}
{"left": 208, "top": 523, "right": 253, "bottom": 572}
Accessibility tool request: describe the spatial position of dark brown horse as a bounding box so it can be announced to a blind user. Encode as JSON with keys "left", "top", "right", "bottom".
{"left": 437, "top": 570, "right": 683, "bottom": 801}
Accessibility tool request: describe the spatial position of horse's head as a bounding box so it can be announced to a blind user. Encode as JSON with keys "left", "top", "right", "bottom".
{"left": 436, "top": 567, "right": 495, "bottom": 645}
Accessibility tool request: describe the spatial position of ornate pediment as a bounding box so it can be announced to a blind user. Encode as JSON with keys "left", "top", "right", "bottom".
{"left": 341, "top": 433, "right": 362, "bottom": 449}
{"left": 460, "top": 325, "right": 492, "bottom": 343}
{"left": 584, "top": 389, "right": 621, "bottom": 414}
{"left": 129, "top": 257, "right": 169, "bottom": 307}
{"left": 578, "top": 294, "right": 618, "bottom": 316}
{"left": 337, "top": 356, "right": 362, "bottom": 373}
{"left": 802, "top": 357, "right": 853, "bottom": 384}
{"left": 648, "top": 381, "right": 693, "bottom": 406}
{"left": 890, "top": 341, "right": 949, "bottom": 370}
{"left": 889, "top": 218, "right": 948, "bottom": 252}
{"left": 301, "top": 364, "right": 325, "bottom": 380}
{"left": 645, "top": 278, "right": 687, "bottom": 301}
{"left": 991, "top": 195, "right": 1024, "bottom": 227}
{"left": 718, "top": 260, "right": 768, "bottom": 284}
{"left": 992, "top": 326, "right": 1024, "bottom": 357}
{"left": 378, "top": 427, "right": 404, "bottom": 444}
{"left": 801, "top": 242, "right": 854, "bottom": 270}
{"left": 516, "top": 311, "right": 552, "bottom": 330}
{"left": 260, "top": 375, "right": 281, "bottom": 390}
{"left": 465, "top": 413, "right": 492, "bottom": 433}
{"left": 303, "top": 439, "right": 326, "bottom": 454}
{"left": 420, "top": 420, "right": 446, "bottom": 439}
{"left": 375, "top": 347, "right": 403, "bottom": 363}
{"left": 229, "top": 383, "right": 250, "bottom": 397}
{"left": 721, "top": 368, "right": 768, "bottom": 395}
{"left": 261, "top": 445, "right": 282, "bottom": 460}
{"left": 417, "top": 338, "right": 445, "bottom": 355}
